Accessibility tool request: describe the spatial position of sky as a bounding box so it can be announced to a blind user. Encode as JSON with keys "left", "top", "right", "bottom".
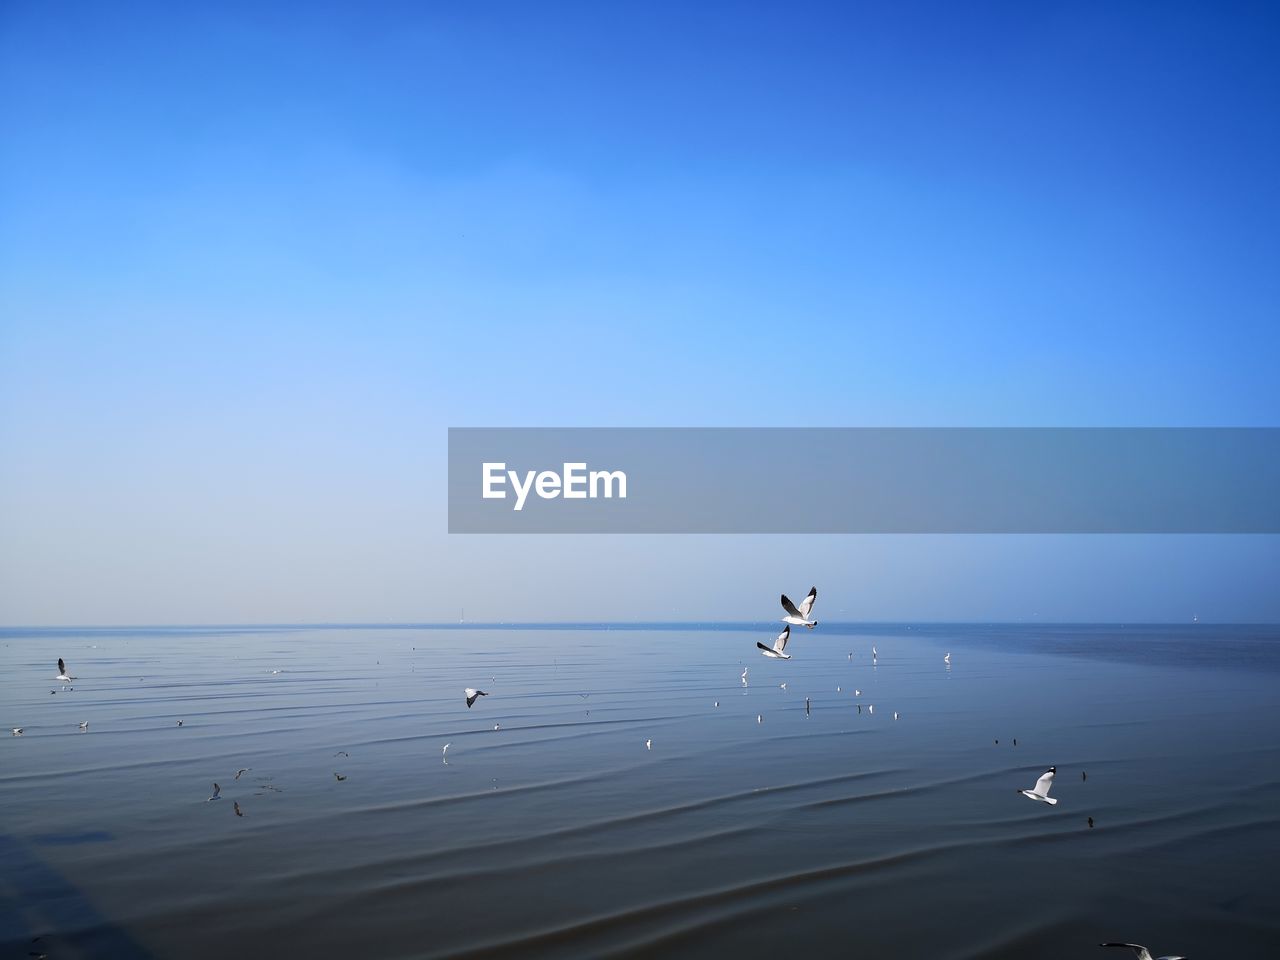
{"left": 1, "top": 1, "right": 1278, "bottom": 624}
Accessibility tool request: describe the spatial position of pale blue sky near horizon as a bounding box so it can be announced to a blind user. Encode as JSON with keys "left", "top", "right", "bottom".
{"left": 2, "top": 2, "right": 1278, "bottom": 624}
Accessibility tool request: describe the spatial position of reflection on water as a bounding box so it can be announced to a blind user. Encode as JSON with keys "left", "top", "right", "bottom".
{"left": 2, "top": 623, "right": 1279, "bottom": 958}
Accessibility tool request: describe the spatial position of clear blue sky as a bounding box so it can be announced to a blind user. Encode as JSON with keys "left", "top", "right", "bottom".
{"left": 2, "top": 1, "right": 1278, "bottom": 623}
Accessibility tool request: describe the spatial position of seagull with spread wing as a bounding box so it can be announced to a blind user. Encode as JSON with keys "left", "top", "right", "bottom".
{"left": 1099, "top": 943, "right": 1188, "bottom": 960}
{"left": 780, "top": 587, "right": 818, "bottom": 629}
{"left": 1018, "top": 766, "right": 1058, "bottom": 805}
{"left": 757, "top": 625, "right": 792, "bottom": 659}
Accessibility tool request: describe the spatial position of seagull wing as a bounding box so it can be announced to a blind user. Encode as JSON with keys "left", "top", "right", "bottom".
{"left": 774, "top": 625, "right": 790, "bottom": 653}
{"left": 780, "top": 594, "right": 803, "bottom": 618}
{"left": 797, "top": 587, "right": 817, "bottom": 618}
{"left": 1100, "top": 945, "right": 1153, "bottom": 960}
{"left": 58, "top": 658, "right": 66, "bottom": 675}
{"left": 1033, "top": 768, "right": 1056, "bottom": 797}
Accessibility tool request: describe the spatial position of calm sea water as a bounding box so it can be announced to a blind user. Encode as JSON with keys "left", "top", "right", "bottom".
{"left": 3, "top": 623, "right": 1279, "bottom": 959}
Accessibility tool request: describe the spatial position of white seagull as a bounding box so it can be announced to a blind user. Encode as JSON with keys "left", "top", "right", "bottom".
{"left": 757, "top": 626, "right": 792, "bottom": 660}
{"left": 1018, "top": 766, "right": 1058, "bottom": 804}
{"left": 55, "top": 658, "right": 74, "bottom": 682}
{"left": 206, "top": 782, "right": 221, "bottom": 802}
{"left": 79, "top": 721, "right": 89, "bottom": 731}
{"left": 1099, "top": 944, "right": 1188, "bottom": 960}
{"left": 645, "top": 738, "right": 652, "bottom": 750}
{"left": 944, "top": 652, "right": 951, "bottom": 664}
{"left": 442, "top": 743, "right": 451, "bottom": 763}
{"left": 464, "top": 688, "right": 488, "bottom": 708}
{"left": 872, "top": 646, "right": 878, "bottom": 663}
{"left": 10, "top": 727, "right": 22, "bottom": 736}
{"left": 780, "top": 587, "right": 818, "bottom": 629}
{"left": 741, "top": 667, "right": 749, "bottom": 686}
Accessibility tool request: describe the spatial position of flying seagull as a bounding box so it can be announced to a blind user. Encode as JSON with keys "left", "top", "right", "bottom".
{"left": 334, "top": 772, "right": 347, "bottom": 781}
{"left": 1018, "top": 766, "right": 1058, "bottom": 804}
{"left": 872, "top": 645, "right": 878, "bottom": 663}
{"left": 741, "top": 667, "right": 749, "bottom": 685}
{"left": 78, "top": 721, "right": 89, "bottom": 731}
{"left": 780, "top": 587, "right": 818, "bottom": 629}
{"left": 442, "top": 743, "right": 451, "bottom": 763}
{"left": 10, "top": 727, "right": 22, "bottom": 736}
{"left": 464, "top": 688, "right": 488, "bottom": 708}
{"left": 1099, "top": 944, "right": 1187, "bottom": 960}
{"left": 234, "top": 768, "right": 250, "bottom": 780}
{"left": 1088, "top": 816, "right": 1095, "bottom": 828}
{"left": 944, "top": 652, "right": 951, "bottom": 664}
{"left": 55, "top": 658, "right": 74, "bottom": 682}
{"left": 176, "top": 720, "right": 183, "bottom": 727}
{"left": 757, "top": 626, "right": 792, "bottom": 659}
{"left": 234, "top": 801, "right": 244, "bottom": 818}
{"left": 645, "top": 738, "right": 652, "bottom": 750}
{"left": 207, "top": 783, "right": 221, "bottom": 802}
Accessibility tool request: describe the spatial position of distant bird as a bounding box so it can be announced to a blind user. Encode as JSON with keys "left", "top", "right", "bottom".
{"left": 55, "top": 658, "right": 74, "bottom": 682}
{"left": 741, "top": 667, "right": 749, "bottom": 685}
{"left": 334, "top": 751, "right": 349, "bottom": 757}
{"left": 1013, "top": 738, "right": 1017, "bottom": 746}
{"left": 868, "top": 704, "right": 874, "bottom": 715}
{"left": 714, "top": 701, "right": 719, "bottom": 707}
{"left": 1018, "top": 767, "right": 1058, "bottom": 804}
{"left": 10, "top": 727, "right": 22, "bottom": 736}
{"left": 847, "top": 652, "right": 852, "bottom": 661}
{"left": 872, "top": 646, "right": 878, "bottom": 663}
{"left": 207, "top": 783, "right": 221, "bottom": 802}
{"left": 805, "top": 697, "right": 811, "bottom": 716}
{"left": 779, "top": 682, "right": 787, "bottom": 691}
{"left": 645, "top": 738, "right": 652, "bottom": 750}
{"left": 1099, "top": 943, "right": 1187, "bottom": 960}
{"left": 234, "top": 801, "right": 243, "bottom": 817}
{"left": 442, "top": 743, "right": 451, "bottom": 763}
{"left": 176, "top": 720, "right": 183, "bottom": 727}
{"left": 757, "top": 714, "right": 763, "bottom": 724}
{"left": 757, "top": 626, "right": 792, "bottom": 660}
{"left": 856, "top": 704, "right": 862, "bottom": 714}
{"left": 464, "top": 688, "right": 488, "bottom": 708}
{"left": 1088, "top": 817, "right": 1095, "bottom": 828}
{"left": 1083, "top": 771, "right": 1088, "bottom": 781}
{"left": 780, "top": 587, "right": 818, "bottom": 629}
{"left": 995, "top": 739, "right": 999, "bottom": 744}
{"left": 334, "top": 772, "right": 347, "bottom": 781}
{"left": 234, "top": 768, "right": 250, "bottom": 780}
{"left": 493, "top": 723, "right": 500, "bottom": 731}
{"left": 943, "top": 652, "right": 951, "bottom": 664}
{"left": 854, "top": 689, "right": 861, "bottom": 696}
{"left": 893, "top": 711, "right": 899, "bottom": 720}
{"left": 78, "top": 721, "right": 89, "bottom": 731}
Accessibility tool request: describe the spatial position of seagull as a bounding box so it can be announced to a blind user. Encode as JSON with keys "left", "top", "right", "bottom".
{"left": 779, "top": 682, "right": 787, "bottom": 691}
{"left": 464, "top": 688, "right": 488, "bottom": 708}
{"left": 1083, "top": 771, "right": 1088, "bottom": 781}
{"left": 78, "top": 721, "right": 89, "bottom": 731}
{"left": 805, "top": 697, "right": 811, "bottom": 715}
{"left": 1018, "top": 766, "right": 1058, "bottom": 804}
{"left": 234, "top": 768, "right": 250, "bottom": 780}
{"left": 714, "top": 701, "right": 719, "bottom": 707}
{"left": 10, "top": 728, "right": 22, "bottom": 736}
{"left": 780, "top": 587, "right": 818, "bottom": 629}
{"left": 207, "top": 783, "right": 221, "bottom": 802}
{"left": 854, "top": 689, "right": 861, "bottom": 696}
{"left": 55, "top": 658, "right": 74, "bottom": 682}
{"left": 757, "top": 713, "right": 763, "bottom": 724}
{"left": 176, "top": 720, "right": 183, "bottom": 727}
{"left": 334, "top": 751, "right": 349, "bottom": 757}
{"left": 1088, "top": 817, "right": 1095, "bottom": 828}
{"left": 1013, "top": 738, "right": 1017, "bottom": 746}
{"left": 868, "top": 704, "right": 874, "bottom": 714}
{"left": 872, "top": 646, "right": 878, "bottom": 663}
{"left": 741, "top": 667, "right": 749, "bottom": 685}
{"left": 234, "top": 801, "right": 243, "bottom": 817}
{"left": 442, "top": 743, "right": 451, "bottom": 763}
{"left": 645, "top": 738, "right": 652, "bottom": 750}
{"left": 944, "top": 652, "right": 951, "bottom": 664}
{"left": 493, "top": 723, "right": 500, "bottom": 731}
{"left": 757, "top": 626, "right": 792, "bottom": 660}
{"left": 334, "top": 772, "right": 347, "bottom": 781}
{"left": 1099, "top": 944, "right": 1187, "bottom": 960}
{"left": 893, "top": 711, "right": 899, "bottom": 720}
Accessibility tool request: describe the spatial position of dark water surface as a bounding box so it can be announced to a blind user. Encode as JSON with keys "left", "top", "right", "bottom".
{"left": 3, "top": 623, "right": 1279, "bottom": 959}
